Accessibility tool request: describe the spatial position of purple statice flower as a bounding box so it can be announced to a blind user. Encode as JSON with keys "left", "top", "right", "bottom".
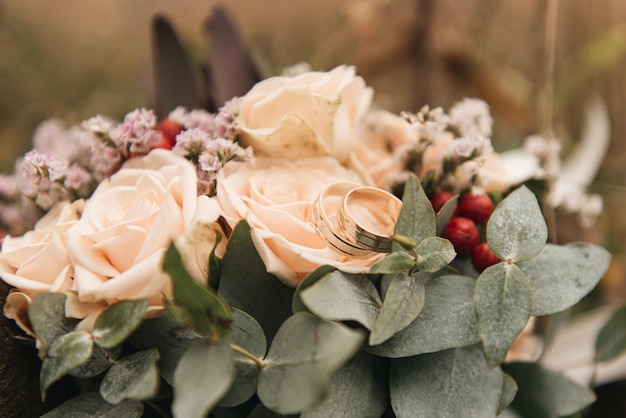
{"left": 196, "top": 137, "right": 253, "bottom": 196}
{"left": 90, "top": 143, "right": 123, "bottom": 182}
{"left": 64, "top": 163, "right": 93, "bottom": 197}
{"left": 172, "top": 128, "right": 211, "bottom": 159}
{"left": 22, "top": 151, "right": 69, "bottom": 182}
{"left": 169, "top": 107, "right": 216, "bottom": 132}
{"left": 20, "top": 151, "right": 74, "bottom": 210}
{"left": 110, "top": 108, "right": 161, "bottom": 157}
{"left": 213, "top": 99, "right": 239, "bottom": 139}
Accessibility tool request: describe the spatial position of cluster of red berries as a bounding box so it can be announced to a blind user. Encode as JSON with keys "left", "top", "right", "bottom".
{"left": 430, "top": 191, "right": 501, "bottom": 273}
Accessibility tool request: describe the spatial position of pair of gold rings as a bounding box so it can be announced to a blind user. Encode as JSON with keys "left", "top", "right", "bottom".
{"left": 312, "top": 183, "right": 403, "bottom": 257}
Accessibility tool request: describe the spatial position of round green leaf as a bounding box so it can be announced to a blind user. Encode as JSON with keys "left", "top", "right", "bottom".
{"left": 28, "top": 293, "right": 79, "bottom": 351}
{"left": 486, "top": 186, "right": 547, "bottom": 262}
{"left": 219, "top": 308, "right": 267, "bottom": 407}
{"left": 292, "top": 265, "right": 336, "bottom": 313}
{"left": 503, "top": 362, "right": 596, "bottom": 418}
{"left": 595, "top": 303, "right": 626, "bottom": 362}
{"left": 100, "top": 348, "right": 160, "bottom": 404}
{"left": 70, "top": 345, "right": 122, "bottom": 378}
{"left": 40, "top": 392, "right": 144, "bottom": 418}
{"left": 415, "top": 236, "right": 456, "bottom": 272}
{"left": 300, "top": 271, "right": 382, "bottom": 330}
{"left": 92, "top": 299, "right": 149, "bottom": 349}
{"left": 393, "top": 174, "right": 436, "bottom": 251}
{"left": 435, "top": 194, "right": 459, "bottom": 235}
{"left": 474, "top": 262, "right": 532, "bottom": 367}
{"left": 172, "top": 340, "right": 235, "bottom": 418}
{"left": 390, "top": 345, "right": 503, "bottom": 417}
{"left": 370, "top": 251, "right": 416, "bottom": 274}
{"left": 41, "top": 330, "right": 94, "bottom": 398}
{"left": 369, "top": 272, "right": 425, "bottom": 345}
{"left": 301, "top": 351, "right": 387, "bottom": 418}
{"left": 518, "top": 243, "right": 612, "bottom": 315}
{"left": 368, "top": 275, "right": 480, "bottom": 357}
{"left": 257, "top": 312, "right": 365, "bottom": 414}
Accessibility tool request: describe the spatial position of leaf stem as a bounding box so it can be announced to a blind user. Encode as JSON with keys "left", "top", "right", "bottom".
{"left": 230, "top": 342, "right": 266, "bottom": 368}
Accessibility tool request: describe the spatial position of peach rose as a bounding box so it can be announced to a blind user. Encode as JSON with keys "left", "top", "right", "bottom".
{"left": 235, "top": 65, "right": 373, "bottom": 163}
{"left": 216, "top": 157, "right": 384, "bottom": 287}
{"left": 0, "top": 200, "right": 83, "bottom": 335}
{"left": 64, "top": 149, "right": 198, "bottom": 326}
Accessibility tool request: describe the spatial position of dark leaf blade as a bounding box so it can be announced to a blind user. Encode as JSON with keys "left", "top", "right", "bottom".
{"left": 292, "top": 265, "right": 335, "bottom": 314}
{"left": 152, "top": 16, "right": 203, "bottom": 117}
{"left": 595, "top": 303, "right": 626, "bottom": 362}
{"left": 41, "top": 331, "right": 94, "bottom": 399}
{"left": 40, "top": 392, "right": 144, "bottom": 418}
{"left": 100, "top": 348, "right": 160, "bottom": 404}
{"left": 92, "top": 299, "right": 149, "bottom": 349}
{"left": 393, "top": 175, "right": 436, "bottom": 250}
{"left": 28, "top": 293, "right": 79, "bottom": 351}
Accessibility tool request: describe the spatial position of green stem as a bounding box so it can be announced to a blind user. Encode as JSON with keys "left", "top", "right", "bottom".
{"left": 230, "top": 342, "right": 266, "bottom": 368}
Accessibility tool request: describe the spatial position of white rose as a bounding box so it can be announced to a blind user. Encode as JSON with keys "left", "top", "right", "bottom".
{"left": 216, "top": 157, "right": 384, "bottom": 287}
{"left": 235, "top": 65, "right": 373, "bottom": 163}
{"left": 65, "top": 150, "right": 197, "bottom": 321}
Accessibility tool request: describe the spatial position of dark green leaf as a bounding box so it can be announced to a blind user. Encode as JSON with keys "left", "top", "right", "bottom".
{"left": 369, "top": 272, "right": 425, "bottom": 345}
{"left": 164, "top": 243, "right": 232, "bottom": 340}
{"left": 368, "top": 275, "right": 480, "bottom": 357}
{"left": 208, "top": 231, "right": 223, "bottom": 289}
{"left": 172, "top": 340, "right": 235, "bottom": 418}
{"left": 100, "top": 348, "right": 160, "bottom": 404}
{"left": 390, "top": 345, "right": 503, "bottom": 417}
{"left": 28, "top": 293, "right": 79, "bottom": 351}
{"left": 474, "top": 262, "right": 532, "bottom": 367}
{"left": 218, "top": 220, "right": 294, "bottom": 342}
{"left": 486, "top": 186, "right": 547, "bottom": 262}
{"left": 41, "top": 331, "right": 93, "bottom": 399}
{"left": 518, "top": 243, "right": 611, "bottom": 316}
{"left": 257, "top": 312, "right": 365, "bottom": 414}
{"left": 300, "top": 271, "right": 382, "bottom": 330}
{"left": 292, "top": 265, "right": 335, "bottom": 314}
{"left": 40, "top": 392, "right": 143, "bottom": 418}
{"left": 301, "top": 351, "right": 388, "bottom": 418}
{"left": 503, "top": 362, "right": 595, "bottom": 418}
{"left": 69, "top": 345, "right": 121, "bottom": 378}
{"left": 435, "top": 194, "right": 459, "bottom": 235}
{"left": 247, "top": 403, "right": 298, "bottom": 418}
{"left": 393, "top": 174, "right": 436, "bottom": 251}
{"left": 498, "top": 372, "right": 519, "bottom": 415}
{"left": 92, "top": 299, "right": 149, "bottom": 349}
{"left": 596, "top": 303, "right": 626, "bottom": 362}
{"left": 370, "top": 251, "right": 416, "bottom": 274}
{"left": 219, "top": 308, "right": 267, "bottom": 407}
{"left": 415, "top": 236, "right": 456, "bottom": 272}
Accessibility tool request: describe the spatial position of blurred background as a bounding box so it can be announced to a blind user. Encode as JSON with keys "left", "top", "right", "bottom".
{"left": 1, "top": 0, "right": 626, "bottom": 272}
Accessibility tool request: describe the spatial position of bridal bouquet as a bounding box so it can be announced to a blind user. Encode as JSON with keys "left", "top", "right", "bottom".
{"left": 0, "top": 64, "right": 612, "bottom": 418}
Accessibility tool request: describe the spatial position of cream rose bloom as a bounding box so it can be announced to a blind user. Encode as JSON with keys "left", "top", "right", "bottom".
{"left": 235, "top": 65, "right": 373, "bottom": 163}
{"left": 65, "top": 149, "right": 198, "bottom": 326}
{"left": 0, "top": 200, "right": 83, "bottom": 335}
{"left": 216, "top": 157, "right": 384, "bottom": 287}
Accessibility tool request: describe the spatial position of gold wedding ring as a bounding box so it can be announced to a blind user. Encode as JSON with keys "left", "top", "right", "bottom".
{"left": 312, "top": 183, "right": 402, "bottom": 257}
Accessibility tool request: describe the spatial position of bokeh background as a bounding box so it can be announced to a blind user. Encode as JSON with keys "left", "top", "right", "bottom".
{"left": 1, "top": 1, "right": 626, "bottom": 293}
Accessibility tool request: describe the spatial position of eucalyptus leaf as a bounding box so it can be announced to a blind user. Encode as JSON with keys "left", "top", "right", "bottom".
{"left": 257, "top": 312, "right": 365, "bottom": 414}
{"left": 172, "top": 340, "right": 235, "bottom": 418}
{"left": 292, "top": 265, "right": 336, "bottom": 313}
{"left": 300, "top": 270, "right": 381, "bottom": 329}
{"left": 219, "top": 220, "right": 294, "bottom": 342}
{"left": 70, "top": 344, "right": 122, "bottom": 378}
{"left": 370, "top": 251, "right": 416, "bottom": 274}
{"left": 518, "top": 243, "right": 611, "bottom": 316}
{"left": 28, "top": 293, "right": 79, "bottom": 351}
{"left": 92, "top": 299, "right": 149, "bottom": 349}
{"left": 474, "top": 262, "right": 532, "bottom": 367}
{"left": 393, "top": 174, "right": 436, "bottom": 251}
{"left": 369, "top": 272, "right": 425, "bottom": 345}
{"left": 100, "top": 348, "right": 160, "bottom": 404}
{"left": 486, "top": 186, "right": 547, "bottom": 262}
{"left": 498, "top": 372, "right": 519, "bottom": 415}
{"left": 368, "top": 275, "right": 480, "bottom": 357}
{"left": 164, "top": 243, "right": 232, "bottom": 340}
{"left": 301, "top": 351, "right": 388, "bottom": 418}
{"left": 503, "top": 362, "right": 596, "bottom": 418}
{"left": 415, "top": 236, "right": 456, "bottom": 272}
{"left": 219, "top": 308, "right": 267, "bottom": 407}
{"left": 127, "top": 312, "right": 203, "bottom": 385}
{"left": 435, "top": 194, "right": 459, "bottom": 235}
{"left": 595, "top": 303, "right": 626, "bottom": 362}
{"left": 41, "top": 330, "right": 94, "bottom": 398}
{"left": 40, "top": 391, "right": 143, "bottom": 418}
{"left": 247, "top": 403, "right": 298, "bottom": 418}
{"left": 390, "top": 345, "right": 503, "bottom": 417}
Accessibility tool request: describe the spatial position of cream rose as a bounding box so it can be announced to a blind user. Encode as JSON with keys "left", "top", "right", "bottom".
{"left": 216, "top": 157, "right": 384, "bottom": 287}
{"left": 235, "top": 65, "right": 373, "bottom": 163}
{"left": 65, "top": 149, "right": 198, "bottom": 324}
{"left": 0, "top": 200, "right": 83, "bottom": 335}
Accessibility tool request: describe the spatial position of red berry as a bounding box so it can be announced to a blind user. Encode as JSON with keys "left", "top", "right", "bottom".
{"left": 430, "top": 191, "right": 455, "bottom": 213}
{"left": 457, "top": 193, "right": 494, "bottom": 224}
{"left": 154, "top": 118, "right": 183, "bottom": 150}
{"left": 442, "top": 217, "right": 480, "bottom": 255}
{"left": 472, "top": 242, "right": 501, "bottom": 272}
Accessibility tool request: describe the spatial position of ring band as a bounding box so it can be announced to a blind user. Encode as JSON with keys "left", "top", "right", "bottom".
{"left": 339, "top": 187, "right": 402, "bottom": 252}
{"left": 312, "top": 183, "right": 375, "bottom": 257}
